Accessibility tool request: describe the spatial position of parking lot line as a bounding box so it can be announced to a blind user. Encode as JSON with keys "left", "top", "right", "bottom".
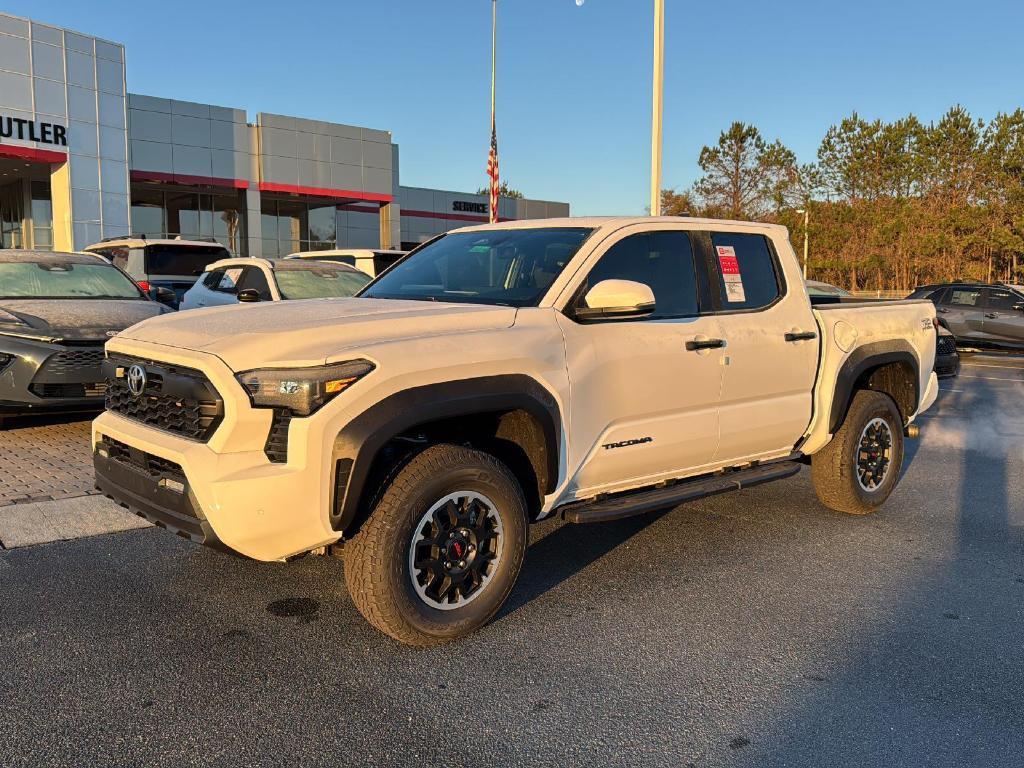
{"left": 961, "top": 362, "right": 1024, "bottom": 370}
{"left": 957, "top": 373, "right": 1024, "bottom": 383}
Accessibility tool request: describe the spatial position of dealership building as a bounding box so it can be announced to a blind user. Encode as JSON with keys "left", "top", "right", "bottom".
{"left": 0, "top": 13, "right": 568, "bottom": 256}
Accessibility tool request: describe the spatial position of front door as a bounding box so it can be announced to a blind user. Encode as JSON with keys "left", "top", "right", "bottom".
{"left": 938, "top": 286, "right": 987, "bottom": 342}
{"left": 559, "top": 228, "right": 725, "bottom": 498}
{"left": 981, "top": 287, "right": 1024, "bottom": 345}
{"left": 705, "top": 231, "right": 819, "bottom": 464}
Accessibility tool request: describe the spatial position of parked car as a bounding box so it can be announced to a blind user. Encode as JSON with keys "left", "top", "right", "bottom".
{"left": 180, "top": 258, "right": 371, "bottom": 309}
{"left": 805, "top": 279, "right": 853, "bottom": 299}
{"left": 907, "top": 282, "right": 1024, "bottom": 350}
{"left": 83, "top": 236, "right": 232, "bottom": 309}
{"left": 0, "top": 250, "right": 170, "bottom": 424}
{"left": 284, "top": 248, "right": 405, "bottom": 279}
{"left": 934, "top": 326, "right": 960, "bottom": 378}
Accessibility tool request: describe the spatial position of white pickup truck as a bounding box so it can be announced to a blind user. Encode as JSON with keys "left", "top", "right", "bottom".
{"left": 93, "top": 217, "right": 938, "bottom": 645}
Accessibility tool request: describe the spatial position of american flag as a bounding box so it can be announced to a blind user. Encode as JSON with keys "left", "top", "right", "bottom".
{"left": 486, "top": 118, "right": 499, "bottom": 223}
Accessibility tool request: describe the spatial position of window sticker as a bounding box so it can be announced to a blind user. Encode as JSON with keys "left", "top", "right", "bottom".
{"left": 716, "top": 245, "right": 746, "bottom": 303}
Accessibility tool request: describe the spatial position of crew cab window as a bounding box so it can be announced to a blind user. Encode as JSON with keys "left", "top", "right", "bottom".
{"left": 373, "top": 251, "right": 402, "bottom": 275}
{"left": 211, "top": 267, "right": 243, "bottom": 293}
{"left": 237, "top": 267, "right": 273, "bottom": 300}
{"left": 582, "top": 231, "right": 699, "bottom": 318}
{"left": 983, "top": 288, "right": 1022, "bottom": 310}
{"left": 709, "top": 233, "right": 781, "bottom": 310}
{"left": 949, "top": 288, "right": 982, "bottom": 307}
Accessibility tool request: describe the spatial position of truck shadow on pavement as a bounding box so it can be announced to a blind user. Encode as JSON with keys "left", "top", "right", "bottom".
{"left": 749, "top": 376, "right": 1024, "bottom": 766}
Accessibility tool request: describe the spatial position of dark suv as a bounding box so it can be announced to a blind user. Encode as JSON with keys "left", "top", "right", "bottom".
{"left": 908, "top": 282, "right": 1024, "bottom": 350}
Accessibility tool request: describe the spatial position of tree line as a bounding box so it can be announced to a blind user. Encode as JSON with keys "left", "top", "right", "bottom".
{"left": 661, "top": 107, "right": 1024, "bottom": 291}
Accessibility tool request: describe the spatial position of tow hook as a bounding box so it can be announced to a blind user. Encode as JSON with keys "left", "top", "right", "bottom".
{"left": 904, "top": 424, "right": 920, "bottom": 439}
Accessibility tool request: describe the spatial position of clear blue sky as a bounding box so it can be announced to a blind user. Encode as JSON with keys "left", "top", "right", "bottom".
{"left": 8, "top": 0, "right": 1024, "bottom": 214}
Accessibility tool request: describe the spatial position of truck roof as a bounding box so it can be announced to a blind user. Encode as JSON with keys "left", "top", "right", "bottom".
{"left": 452, "top": 216, "right": 791, "bottom": 235}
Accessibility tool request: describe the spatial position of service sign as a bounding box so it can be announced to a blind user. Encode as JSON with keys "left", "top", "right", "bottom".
{"left": 453, "top": 200, "right": 488, "bottom": 214}
{"left": 0, "top": 116, "right": 68, "bottom": 147}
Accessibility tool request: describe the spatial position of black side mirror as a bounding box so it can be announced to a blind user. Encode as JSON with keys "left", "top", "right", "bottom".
{"left": 237, "top": 288, "right": 262, "bottom": 303}
{"left": 151, "top": 286, "right": 177, "bottom": 307}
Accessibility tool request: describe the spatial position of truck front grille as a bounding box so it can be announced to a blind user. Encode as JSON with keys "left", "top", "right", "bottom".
{"left": 264, "top": 410, "right": 292, "bottom": 463}
{"left": 104, "top": 356, "right": 224, "bottom": 442}
{"left": 936, "top": 335, "right": 957, "bottom": 356}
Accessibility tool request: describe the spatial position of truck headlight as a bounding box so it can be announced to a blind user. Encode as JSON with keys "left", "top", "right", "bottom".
{"left": 235, "top": 359, "right": 375, "bottom": 416}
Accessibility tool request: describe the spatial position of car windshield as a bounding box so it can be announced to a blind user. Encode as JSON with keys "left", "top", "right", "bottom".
{"left": 0, "top": 261, "right": 143, "bottom": 299}
{"left": 274, "top": 264, "right": 371, "bottom": 300}
{"left": 144, "top": 244, "right": 230, "bottom": 276}
{"left": 360, "top": 228, "right": 594, "bottom": 307}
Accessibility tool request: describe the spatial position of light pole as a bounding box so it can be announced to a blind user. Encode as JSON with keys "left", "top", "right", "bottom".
{"left": 796, "top": 207, "right": 809, "bottom": 278}
{"left": 649, "top": 0, "right": 664, "bottom": 216}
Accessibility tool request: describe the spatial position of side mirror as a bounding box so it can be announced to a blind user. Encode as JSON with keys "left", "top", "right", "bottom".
{"left": 574, "top": 279, "right": 655, "bottom": 321}
{"left": 237, "top": 288, "right": 262, "bottom": 303}
{"left": 151, "top": 286, "right": 177, "bottom": 307}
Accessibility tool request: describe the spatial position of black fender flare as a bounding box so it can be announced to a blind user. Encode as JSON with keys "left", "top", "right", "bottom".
{"left": 330, "top": 375, "right": 562, "bottom": 533}
{"left": 828, "top": 340, "right": 920, "bottom": 433}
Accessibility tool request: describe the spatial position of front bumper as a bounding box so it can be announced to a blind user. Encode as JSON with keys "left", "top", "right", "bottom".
{"left": 93, "top": 437, "right": 221, "bottom": 547}
{"left": 0, "top": 336, "right": 106, "bottom": 414}
{"left": 934, "top": 353, "right": 960, "bottom": 378}
{"left": 91, "top": 340, "right": 347, "bottom": 562}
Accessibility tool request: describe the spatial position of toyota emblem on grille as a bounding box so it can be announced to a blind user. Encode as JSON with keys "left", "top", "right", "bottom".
{"left": 126, "top": 364, "right": 147, "bottom": 397}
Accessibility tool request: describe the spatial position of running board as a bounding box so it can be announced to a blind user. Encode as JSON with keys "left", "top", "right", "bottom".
{"left": 559, "top": 461, "right": 802, "bottom": 524}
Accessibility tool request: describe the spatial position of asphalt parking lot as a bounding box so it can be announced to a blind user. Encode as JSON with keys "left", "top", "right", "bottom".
{"left": 1, "top": 354, "right": 1022, "bottom": 767}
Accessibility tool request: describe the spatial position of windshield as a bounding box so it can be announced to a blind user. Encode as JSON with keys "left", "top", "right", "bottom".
{"left": 274, "top": 265, "right": 371, "bottom": 300}
{"left": 360, "top": 228, "right": 593, "bottom": 306}
{"left": 144, "top": 244, "right": 230, "bottom": 277}
{"left": 0, "top": 261, "right": 143, "bottom": 300}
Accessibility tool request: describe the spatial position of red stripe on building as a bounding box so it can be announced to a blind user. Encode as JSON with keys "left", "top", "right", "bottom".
{"left": 0, "top": 144, "right": 68, "bottom": 164}
{"left": 401, "top": 208, "right": 513, "bottom": 224}
{"left": 258, "top": 181, "right": 392, "bottom": 203}
{"left": 130, "top": 170, "right": 249, "bottom": 189}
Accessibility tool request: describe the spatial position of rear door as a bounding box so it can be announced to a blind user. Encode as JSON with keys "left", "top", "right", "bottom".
{"left": 981, "top": 287, "right": 1024, "bottom": 345}
{"left": 559, "top": 226, "right": 725, "bottom": 496}
{"left": 703, "top": 231, "right": 819, "bottom": 464}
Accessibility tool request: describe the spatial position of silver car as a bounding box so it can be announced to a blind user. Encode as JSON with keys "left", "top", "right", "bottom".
{"left": 0, "top": 251, "right": 170, "bottom": 425}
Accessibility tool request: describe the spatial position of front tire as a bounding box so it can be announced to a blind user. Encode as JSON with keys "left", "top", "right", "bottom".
{"left": 344, "top": 444, "right": 528, "bottom": 646}
{"left": 811, "top": 390, "right": 905, "bottom": 515}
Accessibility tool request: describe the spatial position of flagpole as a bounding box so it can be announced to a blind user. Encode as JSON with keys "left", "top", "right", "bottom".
{"left": 489, "top": 0, "right": 499, "bottom": 223}
{"left": 649, "top": 0, "right": 664, "bottom": 216}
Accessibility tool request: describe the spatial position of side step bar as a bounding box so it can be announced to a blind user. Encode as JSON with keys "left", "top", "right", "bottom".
{"left": 558, "top": 461, "right": 802, "bottom": 524}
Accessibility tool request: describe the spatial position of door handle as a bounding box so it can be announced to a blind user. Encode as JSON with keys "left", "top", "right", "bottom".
{"left": 784, "top": 331, "right": 817, "bottom": 342}
{"left": 685, "top": 338, "right": 726, "bottom": 351}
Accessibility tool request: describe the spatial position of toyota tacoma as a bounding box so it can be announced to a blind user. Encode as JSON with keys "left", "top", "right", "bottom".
{"left": 93, "top": 217, "right": 939, "bottom": 645}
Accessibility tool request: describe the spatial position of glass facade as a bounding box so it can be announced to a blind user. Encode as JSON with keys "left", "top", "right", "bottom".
{"left": 129, "top": 184, "right": 246, "bottom": 254}
{"left": 31, "top": 181, "right": 53, "bottom": 249}
{"left": 0, "top": 181, "right": 24, "bottom": 249}
{"left": 260, "top": 198, "right": 337, "bottom": 257}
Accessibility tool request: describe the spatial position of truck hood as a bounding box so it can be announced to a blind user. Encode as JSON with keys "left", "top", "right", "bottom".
{"left": 115, "top": 298, "right": 518, "bottom": 369}
{"left": 0, "top": 298, "right": 167, "bottom": 342}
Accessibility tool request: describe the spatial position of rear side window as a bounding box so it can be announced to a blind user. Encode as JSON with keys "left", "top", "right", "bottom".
{"left": 373, "top": 252, "right": 403, "bottom": 275}
{"left": 144, "top": 244, "right": 230, "bottom": 277}
{"left": 213, "top": 267, "right": 243, "bottom": 293}
{"left": 949, "top": 288, "right": 982, "bottom": 307}
{"left": 709, "top": 233, "right": 781, "bottom": 311}
{"left": 582, "top": 231, "right": 698, "bottom": 319}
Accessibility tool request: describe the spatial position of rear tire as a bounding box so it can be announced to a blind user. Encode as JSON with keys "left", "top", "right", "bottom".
{"left": 811, "top": 390, "right": 904, "bottom": 515}
{"left": 344, "top": 444, "right": 528, "bottom": 646}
